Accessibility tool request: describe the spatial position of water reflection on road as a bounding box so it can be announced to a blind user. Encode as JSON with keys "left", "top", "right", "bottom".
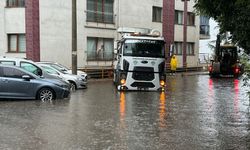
{"left": 0, "top": 75, "right": 249, "bottom": 149}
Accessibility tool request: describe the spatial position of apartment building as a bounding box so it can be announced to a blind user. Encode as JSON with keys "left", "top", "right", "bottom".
{"left": 0, "top": 0, "right": 210, "bottom": 68}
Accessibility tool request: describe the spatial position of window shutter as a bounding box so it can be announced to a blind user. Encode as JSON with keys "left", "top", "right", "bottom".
{"left": 18, "top": 34, "right": 26, "bottom": 52}
{"left": 9, "top": 35, "right": 17, "bottom": 52}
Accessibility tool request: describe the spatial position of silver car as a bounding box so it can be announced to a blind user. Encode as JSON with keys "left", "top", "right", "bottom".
{"left": 38, "top": 64, "right": 87, "bottom": 90}
{"left": 0, "top": 57, "right": 61, "bottom": 80}
{"left": 0, "top": 65, "right": 70, "bottom": 101}
{"left": 37, "top": 62, "right": 88, "bottom": 81}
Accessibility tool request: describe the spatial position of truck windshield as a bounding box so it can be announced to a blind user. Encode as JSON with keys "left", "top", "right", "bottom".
{"left": 123, "top": 39, "right": 165, "bottom": 58}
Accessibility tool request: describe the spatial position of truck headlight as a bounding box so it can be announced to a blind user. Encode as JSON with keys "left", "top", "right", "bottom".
{"left": 160, "top": 80, "right": 165, "bottom": 86}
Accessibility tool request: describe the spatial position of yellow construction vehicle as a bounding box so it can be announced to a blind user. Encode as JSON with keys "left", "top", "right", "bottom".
{"left": 209, "top": 35, "right": 244, "bottom": 78}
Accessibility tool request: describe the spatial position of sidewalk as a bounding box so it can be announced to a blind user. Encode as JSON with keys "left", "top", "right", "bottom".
{"left": 166, "top": 71, "right": 209, "bottom": 76}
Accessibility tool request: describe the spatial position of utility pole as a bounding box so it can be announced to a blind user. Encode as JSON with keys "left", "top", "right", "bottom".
{"left": 182, "top": 0, "right": 189, "bottom": 68}
{"left": 72, "top": 0, "right": 77, "bottom": 75}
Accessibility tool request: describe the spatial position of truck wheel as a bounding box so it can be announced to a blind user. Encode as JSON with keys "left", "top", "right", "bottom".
{"left": 209, "top": 73, "right": 214, "bottom": 78}
{"left": 114, "top": 74, "right": 120, "bottom": 86}
{"left": 234, "top": 74, "right": 239, "bottom": 79}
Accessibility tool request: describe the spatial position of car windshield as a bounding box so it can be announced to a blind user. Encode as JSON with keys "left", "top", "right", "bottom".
{"left": 221, "top": 47, "right": 237, "bottom": 61}
{"left": 123, "top": 39, "right": 165, "bottom": 58}
{"left": 41, "top": 65, "right": 59, "bottom": 75}
{"left": 50, "top": 64, "right": 69, "bottom": 72}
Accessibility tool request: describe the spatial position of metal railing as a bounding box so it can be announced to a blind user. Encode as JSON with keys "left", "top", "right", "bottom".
{"left": 87, "top": 51, "right": 113, "bottom": 61}
{"left": 82, "top": 67, "right": 113, "bottom": 79}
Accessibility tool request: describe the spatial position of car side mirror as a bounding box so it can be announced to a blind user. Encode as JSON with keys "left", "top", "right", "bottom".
{"left": 22, "top": 75, "right": 32, "bottom": 81}
{"left": 60, "top": 68, "right": 67, "bottom": 72}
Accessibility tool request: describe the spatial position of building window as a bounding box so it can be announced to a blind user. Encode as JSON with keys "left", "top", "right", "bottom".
{"left": 175, "top": 10, "right": 183, "bottom": 25}
{"left": 87, "top": 37, "right": 114, "bottom": 61}
{"left": 86, "top": 0, "right": 114, "bottom": 24}
{"left": 200, "top": 16, "right": 210, "bottom": 35}
{"left": 6, "top": 0, "right": 25, "bottom": 7}
{"left": 200, "top": 25, "right": 210, "bottom": 36}
{"left": 152, "top": 6, "right": 162, "bottom": 22}
{"left": 174, "top": 42, "right": 183, "bottom": 55}
{"left": 187, "top": 12, "right": 195, "bottom": 26}
{"left": 8, "top": 34, "right": 26, "bottom": 53}
{"left": 187, "top": 43, "right": 195, "bottom": 55}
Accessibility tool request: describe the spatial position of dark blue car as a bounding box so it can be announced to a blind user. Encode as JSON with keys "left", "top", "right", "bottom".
{"left": 0, "top": 65, "right": 70, "bottom": 100}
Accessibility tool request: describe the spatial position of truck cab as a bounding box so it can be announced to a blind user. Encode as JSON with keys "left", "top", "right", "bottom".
{"left": 209, "top": 44, "right": 243, "bottom": 78}
{"left": 113, "top": 29, "right": 166, "bottom": 91}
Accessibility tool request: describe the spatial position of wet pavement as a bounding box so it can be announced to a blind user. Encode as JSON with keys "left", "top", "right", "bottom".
{"left": 0, "top": 74, "right": 249, "bottom": 150}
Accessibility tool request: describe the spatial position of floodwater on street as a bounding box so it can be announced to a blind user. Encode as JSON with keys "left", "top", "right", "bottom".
{"left": 0, "top": 74, "right": 249, "bottom": 149}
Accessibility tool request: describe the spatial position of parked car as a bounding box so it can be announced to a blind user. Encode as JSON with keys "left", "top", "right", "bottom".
{"left": 38, "top": 64, "right": 87, "bottom": 90}
{"left": 0, "top": 57, "right": 60, "bottom": 80}
{"left": 38, "top": 61, "right": 88, "bottom": 81}
{"left": 0, "top": 65, "right": 70, "bottom": 100}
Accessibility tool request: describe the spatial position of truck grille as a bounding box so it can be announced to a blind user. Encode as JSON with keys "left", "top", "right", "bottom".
{"left": 131, "top": 82, "right": 155, "bottom": 88}
{"left": 132, "top": 67, "right": 154, "bottom": 81}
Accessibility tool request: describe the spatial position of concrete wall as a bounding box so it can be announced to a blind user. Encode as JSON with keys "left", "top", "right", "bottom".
{"left": 174, "top": 0, "right": 199, "bottom": 67}
{"left": 80, "top": 0, "right": 117, "bottom": 68}
{"left": 0, "top": 0, "right": 26, "bottom": 58}
{"left": 39, "top": 0, "right": 72, "bottom": 67}
{"left": 119, "top": 0, "right": 163, "bottom": 34}
{"left": 0, "top": 0, "right": 201, "bottom": 68}
{"left": 0, "top": 0, "right": 6, "bottom": 56}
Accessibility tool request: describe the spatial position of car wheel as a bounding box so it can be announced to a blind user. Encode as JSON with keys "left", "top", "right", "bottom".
{"left": 38, "top": 88, "right": 54, "bottom": 101}
{"left": 70, "top": 82, "right": 76, "bottom": 91}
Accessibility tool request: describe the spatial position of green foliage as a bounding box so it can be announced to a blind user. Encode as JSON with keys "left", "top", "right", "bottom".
{"left": 195, "top": 0, "right": 250, "bottom": 54}
{"left": 207, "top": 33, "right": 227, "bottom": 55}
{"left": 240, "top": 53, "right": 250, "bottom": 98}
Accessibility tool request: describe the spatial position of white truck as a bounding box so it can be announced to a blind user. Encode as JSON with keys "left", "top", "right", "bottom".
{"left": 113, "top": 28, "right": 166, "bottom": 91}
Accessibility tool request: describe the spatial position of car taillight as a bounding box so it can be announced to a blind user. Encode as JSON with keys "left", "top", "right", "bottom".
{"left": 209, "top": 66, "right": 213, "bottom": 72}
{"left": 235, "top": 68, "right": 239, "bottom": 74}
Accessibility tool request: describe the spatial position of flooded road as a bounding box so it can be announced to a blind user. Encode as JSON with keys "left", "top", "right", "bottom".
{"left": 0, "top": 75, "right": 249, "bottom": 149}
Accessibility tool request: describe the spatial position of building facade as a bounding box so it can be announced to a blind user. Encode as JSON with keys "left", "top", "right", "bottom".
{"left": 0, "top": 0, "right": 209, "bottom": 68}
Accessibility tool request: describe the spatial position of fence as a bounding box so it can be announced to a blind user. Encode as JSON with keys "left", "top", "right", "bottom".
{"left": 82, "top": 67, "right": 113, "bottom": 79}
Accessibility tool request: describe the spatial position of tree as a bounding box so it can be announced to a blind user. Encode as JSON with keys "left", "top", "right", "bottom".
{"left": 194, "top": 0, "right": 250, "bottom": 54}
{"left": 195, "top": 0, "right": 250, "bottom": 99}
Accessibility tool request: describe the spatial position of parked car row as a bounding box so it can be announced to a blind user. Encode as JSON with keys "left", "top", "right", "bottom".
{"left": 0, "top": 57, "right": 88, "bottom": 100}
{"left": 37, "top": 62, "right": 87, "bottom": 91}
